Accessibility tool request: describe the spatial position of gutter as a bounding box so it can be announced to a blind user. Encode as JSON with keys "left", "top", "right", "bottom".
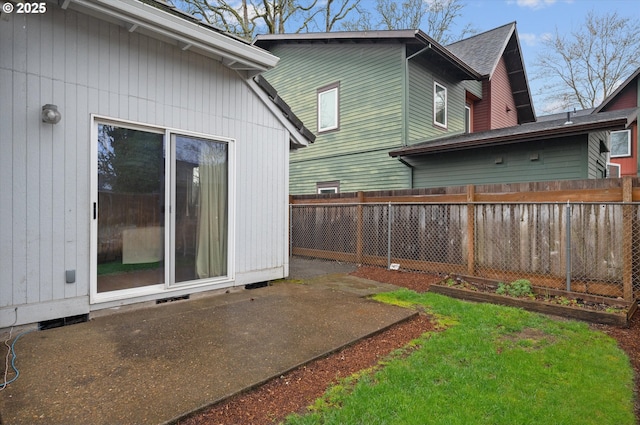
{"left": 63, "top": 0, "right": 279, "bottom": 72}
{"left": 390, "top": 116, "right": 632, "bottom": 158}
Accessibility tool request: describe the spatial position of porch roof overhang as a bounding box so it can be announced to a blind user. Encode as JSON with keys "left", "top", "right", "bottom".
{"left": 57, "top": 0, "right": 279, "bottom": 76}
{"left": 390, "top": 108, "right": 638, "bottom": 158}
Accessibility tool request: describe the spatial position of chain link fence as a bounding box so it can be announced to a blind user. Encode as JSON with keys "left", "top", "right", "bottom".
{"left": 291, "top": 202, "right": 640, "bottom": 299}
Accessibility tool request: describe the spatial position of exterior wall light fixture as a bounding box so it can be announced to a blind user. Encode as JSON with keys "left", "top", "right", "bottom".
{"left": 42, "top": 104, "right": 61, "bottom": 124}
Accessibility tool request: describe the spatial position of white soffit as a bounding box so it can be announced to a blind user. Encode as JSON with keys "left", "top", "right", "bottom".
{"left": 62, "top": 0, "right": 279, "bottom": 73}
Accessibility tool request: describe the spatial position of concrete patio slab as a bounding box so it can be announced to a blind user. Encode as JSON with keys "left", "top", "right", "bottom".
{"left": 0, "top": 272, "right": 410, "bottom": 425}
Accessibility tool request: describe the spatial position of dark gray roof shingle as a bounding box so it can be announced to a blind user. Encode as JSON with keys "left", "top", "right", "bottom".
{"left": 446, "top": 22, "right": 515, "bottom": 77}
{"left": 390, "top": 108, "right": 637, "bottom": 157}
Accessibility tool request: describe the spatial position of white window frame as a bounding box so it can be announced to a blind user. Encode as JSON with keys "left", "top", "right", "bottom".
{"left": 464, "top": 104, "right": 471, "bottom": 133}
{"left": 610, "top": 129, "right": 631, "bottom": 158}
{"left": 434, "top": 81, "right": 447, "bottom": 128}
{"left": 90, "top": 115, "right": 236, "bottom": 305}
{"left": 318, "top": 83, "right": 339, "bottom": 133}
{"left": 316, "top": 181, "right": 339, "bottom": 194}
{"left": 607, "top": 162, "right": 621, "bottom": 178}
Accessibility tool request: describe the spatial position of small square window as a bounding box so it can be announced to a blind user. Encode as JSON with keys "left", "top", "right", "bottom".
{"left": 318, "top": 83, "right": 339, "bottom": 133}
{"left": 610, "top": 130, "right": 631, "bottom": 158}
{"left": 317, "top": 181, "right": 339, "bottom": 194}
{"left": 434, "top": 82, "right": 447, "bottom": 128}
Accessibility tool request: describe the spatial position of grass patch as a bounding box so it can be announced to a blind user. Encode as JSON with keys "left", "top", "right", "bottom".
{"left": 285, "top": 289, "right": 635, "bottom": 425}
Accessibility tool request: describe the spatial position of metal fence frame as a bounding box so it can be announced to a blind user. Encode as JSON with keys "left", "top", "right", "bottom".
{"left": 290, "top": 201, "right": 640, "bottom": 300}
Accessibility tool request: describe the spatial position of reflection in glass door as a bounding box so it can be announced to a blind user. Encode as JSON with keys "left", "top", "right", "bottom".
{"left": 173, "top": 135, "right": 228, "bottom": 285}
{"left": 96, "top": 124, "right": 165, "bottom": 293}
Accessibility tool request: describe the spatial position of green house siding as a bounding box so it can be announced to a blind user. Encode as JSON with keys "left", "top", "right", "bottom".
{"left": 587, "top": 131, "right": 609, "bottom": 178}
{"left": 290, "top": 149, "right": 410, "bottom": 194}
{"left": 407, "top": 60, "right": 470, "bottom": 143}
{"left": 263, "top": 43, "right": 405, "bottom": 161}
{"left": 261, "top": 42, "right": 409, "bottom": 194}
{"left": 462, "top": 79, "right": 483, "bottom": 99}
{"left": 411, "top": 137, "right": 589, "bottom": 188}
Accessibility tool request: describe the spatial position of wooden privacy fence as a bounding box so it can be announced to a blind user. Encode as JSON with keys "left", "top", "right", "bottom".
{"left": 290, "top": 178, "right": 640, "bottom": 300}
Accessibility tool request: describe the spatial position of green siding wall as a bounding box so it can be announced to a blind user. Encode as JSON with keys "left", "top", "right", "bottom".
{"left": 264, "top": 43, "right": 405, "bottom": 159}
{"left": 265, "top": 44, "right": 411, "bottom": 194}
{"left": 290, "top": 148, "right": 409, "bottom": 194}
{"left": 411, "top": 137, "right": 589, "bottom": 188}
{"left": 587, "top": 131, "right": 609, "bottom": 179}
{"left": 262, "top": 43, "right": 409, "bottom": 193}
{"left": 407, "top": 59, "right": 470, "bottom": 143}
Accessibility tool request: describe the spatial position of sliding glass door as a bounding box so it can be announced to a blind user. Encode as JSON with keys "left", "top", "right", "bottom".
{"left": 173, "top": 135, "right": 228, "bottom": 285}
{"left": 96, "top": 124, "right": 165, "bottom": 293}
{"left": 93, "top": 119, "right": 230, "bottom": 297}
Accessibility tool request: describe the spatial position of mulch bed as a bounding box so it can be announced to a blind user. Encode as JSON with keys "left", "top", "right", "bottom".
{"left": 180, "top": 266, "right": 639, "bottom": 424}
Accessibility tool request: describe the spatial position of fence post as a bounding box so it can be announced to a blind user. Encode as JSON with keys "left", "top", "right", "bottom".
{"left": 356, "top": 191, "right": 364, "bottom": 264}
{"left": 565, "top": 202, "right": 571, "bottom": 292}
{"left": 622, "top": 177, "right": 633, "bottom": 300}
{"left": 387, "top": 202, "right": 392, "bottom": 269}
{"left": 467, "top": 185, "right": 475, "bottom": 276}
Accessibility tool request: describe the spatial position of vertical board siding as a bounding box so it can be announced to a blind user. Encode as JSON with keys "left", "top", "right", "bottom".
{"left": 1, "top": 6, "right": 289, "bottom": 320}
{"left": 0, "top": 66, "right": 13, "bottom": 307}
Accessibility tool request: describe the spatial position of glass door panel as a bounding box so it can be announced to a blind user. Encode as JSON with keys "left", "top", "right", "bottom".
{"left": 173, "top": 135, "right": 228, "bottom": 284}
{"left": 96, "top": 124, "right": 165, "bottom": 293}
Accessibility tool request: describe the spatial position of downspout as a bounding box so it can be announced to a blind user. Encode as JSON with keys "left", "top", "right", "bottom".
{"left": 397, "top": 156, "right": 414, "bottom": 188}
{"left": 637, "top": 87, "right": 640, "bottom": 175}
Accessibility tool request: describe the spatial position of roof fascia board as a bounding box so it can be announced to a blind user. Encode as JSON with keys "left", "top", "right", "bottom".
{"left": 594, "top": 67, "right": 640, "bottom": 113}
{"left": 66, "top": 0, "right": 278, "bottom": 72}
{"left": 390, "top": 117, "right": 631, "bottom": 157}
{"left": 244, "top": 75, "right": 312, "bottom": 149}
{"left": 414, "top": 30, "right": 481, "bottom": 80}
{"left": 486, "top": 23, "right": 515, "bottom": 80}
{"left": 254, "top": 30, "right": 419, "bottom": 44}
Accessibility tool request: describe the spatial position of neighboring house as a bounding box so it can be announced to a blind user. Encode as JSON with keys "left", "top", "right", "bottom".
{"left": 0, "top": 0, "right": 313, "bottom": 328}
{"left": 593, "top": 67, "right": 640, "bottom": 177}
{"left": 390, "top": 108, "right": 636, "bottom": 186}
{"left": 254, "top": 23, "right": 535, "bottom": 194}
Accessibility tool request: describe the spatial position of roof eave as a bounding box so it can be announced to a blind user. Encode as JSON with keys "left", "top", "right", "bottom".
{"left": 389, "top": 118, "right": 631, "bottom": 158}
{"left": 63, "top": 0, "right": 279, "bottom": 73}
{"left": 594, "top": 67, "right": 640, "bottom": 113}
{"left": 414, "top": 30, "right": 482, "bottom": 80}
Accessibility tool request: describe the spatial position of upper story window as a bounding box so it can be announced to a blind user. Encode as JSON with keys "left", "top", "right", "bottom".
{"left": 434, "top": 82, "right": 447, "bottom": 128}
{"left": 318, "top": 82, "right": 340, "bottom": 133}
{"left": 610, "top": 129, "right": 631, "bottom": 158}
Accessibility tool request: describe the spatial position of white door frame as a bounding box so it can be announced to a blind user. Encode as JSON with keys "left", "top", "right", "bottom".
{"left": 89, "top": 115, "right": 235, "bottom": 305}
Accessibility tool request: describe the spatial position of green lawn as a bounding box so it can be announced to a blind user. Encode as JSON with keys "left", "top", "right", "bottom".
{"left": 285, "top": 289, "right": 635, "bottom": 425}
{"left": 97, "top": 260, "right": 161, "bottom": 275}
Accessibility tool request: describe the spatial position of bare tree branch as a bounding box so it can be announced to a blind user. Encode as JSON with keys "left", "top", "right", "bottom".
{"left": 534, "top": 11, "right": 640, "bottom": 113}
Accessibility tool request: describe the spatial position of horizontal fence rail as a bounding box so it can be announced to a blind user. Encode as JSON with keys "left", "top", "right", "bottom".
{"left": 290, "top": 200, "right": 640, "bottom": 300}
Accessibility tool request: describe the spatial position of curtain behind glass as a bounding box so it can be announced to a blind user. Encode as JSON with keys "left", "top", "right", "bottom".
{"left": 195, "top": 142, "right": 228, "bottom": 278}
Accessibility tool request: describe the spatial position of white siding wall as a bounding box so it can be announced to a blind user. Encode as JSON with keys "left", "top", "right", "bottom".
{"left": 0, "top": 6, "right": 289, "bottom": 326}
